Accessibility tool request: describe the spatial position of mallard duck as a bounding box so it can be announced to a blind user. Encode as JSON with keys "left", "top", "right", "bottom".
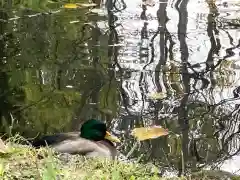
{"left": 32, "top": 119, "right": 120, "bottom": 159}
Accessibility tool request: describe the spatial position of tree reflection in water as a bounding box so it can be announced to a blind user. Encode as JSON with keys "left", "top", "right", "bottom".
{"left": 0, "top": 0, "right": 240, "bottom": 176}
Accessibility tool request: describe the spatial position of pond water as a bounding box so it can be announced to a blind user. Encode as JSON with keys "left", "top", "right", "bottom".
{"left": 0, "top": 0, "right": 240, "bottom": 176}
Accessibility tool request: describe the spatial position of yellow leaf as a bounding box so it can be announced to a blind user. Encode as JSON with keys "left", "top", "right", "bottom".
{"left": 77, "top": 3, "right": 97, "bottom": 7}
{"left": 63, "top": 3, "right": 79, "bottom": 9}
{"left": 0, "top": 138, "right": 7, "bottom": 154}
{"left": 142, "top": 0, "right": 155, "bottom": 7}
{"left": 148, "top": 92, "right": 167, "bottom": 100}
{"left": 132, "top": 126, "right": 169, "bottom": 141}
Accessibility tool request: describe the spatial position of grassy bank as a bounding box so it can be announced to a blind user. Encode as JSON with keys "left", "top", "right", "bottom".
{"left": 0, "top": 139, "right": 161, "bottom": 180}
{"left": 0, "top": 138, "right": 239, "bottom": 180}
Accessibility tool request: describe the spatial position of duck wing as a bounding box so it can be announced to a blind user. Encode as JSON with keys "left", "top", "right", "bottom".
{"left": 51, "top": 138, "right": 94, "bottom": 153}
{"left": 32, "top": 132, "right": 79, "bottom": 148}
{"left": 52, "top": 138, "right": 117, "bottom": 159}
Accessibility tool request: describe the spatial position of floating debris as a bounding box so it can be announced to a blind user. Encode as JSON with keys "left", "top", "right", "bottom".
{"left": 132, "top": 126, "right": 169, "bottom": 141}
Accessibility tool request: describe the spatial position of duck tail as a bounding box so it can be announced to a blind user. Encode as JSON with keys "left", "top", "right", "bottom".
{"left": 31, "top": 138, "right": 48, "bottom": 148}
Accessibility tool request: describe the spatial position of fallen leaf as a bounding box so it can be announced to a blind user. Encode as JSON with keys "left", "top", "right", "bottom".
{"left": 132, "top": 126, "right": 169, "bottom": 141}
{"left": 90, "top": 8, "right": 107, "bottom": 15}
{"left": 142, "top": 0, "right": 155, "bottom": 7}
{"left": 77, "top": 3, "right": 97, "bottom": 7}
{"left": 148, "top": 92, "right": 167, "bottom": 100}
{"left": 0, "top": 138, "right": 7, "bottom": 154}
{"left": 70, "top": 20, "right": 80, "bottom": 24}
{"left": 108, "top": 44, "right": 125, "bottom": 47}
{"left": 63, "top": 3, "right": 79, "bottom": 9}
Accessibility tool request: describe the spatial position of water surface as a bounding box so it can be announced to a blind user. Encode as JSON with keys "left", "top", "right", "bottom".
{"left": 0, "top": 0, "right": 240, "bottom": 176}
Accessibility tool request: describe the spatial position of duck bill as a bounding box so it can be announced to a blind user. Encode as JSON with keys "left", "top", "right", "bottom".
{"left": 104, "top": 131, "right": 120, "bottom": 143}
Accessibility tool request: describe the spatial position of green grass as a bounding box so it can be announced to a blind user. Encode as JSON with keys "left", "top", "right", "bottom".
{"left": 0, "top": 136, "right": 239, "bottom": 180}
{"left": 0, "top": 137, "right": 162, "bottom": 180}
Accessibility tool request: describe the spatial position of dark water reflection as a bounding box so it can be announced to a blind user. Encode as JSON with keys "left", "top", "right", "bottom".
{"left": 0, "top": 0, "right": 240, "bottom": 177}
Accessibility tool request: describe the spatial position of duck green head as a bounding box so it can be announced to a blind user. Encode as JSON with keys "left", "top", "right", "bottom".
{"left": 80, "top": 119, "right": 120, "bottom": 143}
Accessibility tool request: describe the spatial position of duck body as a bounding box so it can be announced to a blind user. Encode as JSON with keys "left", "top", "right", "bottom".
{"left": 31, "top": 119, "right": 120, "bottom": 159}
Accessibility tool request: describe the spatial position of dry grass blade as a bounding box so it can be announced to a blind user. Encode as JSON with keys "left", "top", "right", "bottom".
{"left": 132, "top": 126, "right": 169, "bottom": 141}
